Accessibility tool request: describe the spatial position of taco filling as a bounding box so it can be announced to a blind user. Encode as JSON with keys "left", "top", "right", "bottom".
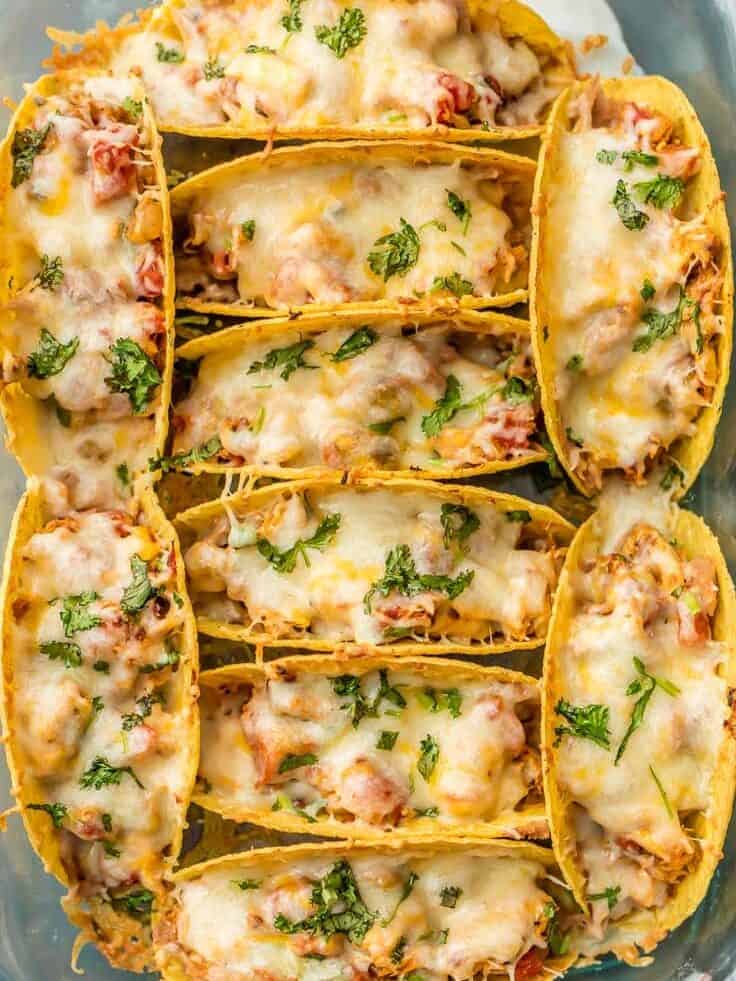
{"left": 179, "top": 482, "right": 569, "bottom": 648}
{"left": 0, "top": 75, "right": 169, "bottom": 508}
{"left": 172, "top": 152, "right": 531, "bottom": 310}
{"left": 198, "top": 660, "right": 542, "bottom": 833}
{"left": 4, "top": 497, "right": 194, "bottom": 968}
{"left": 542, "top": 79, "right": 726, "bottom": 492}
{"left": 552, "top": 519, "right": 729, "bottom": 945}
{"left": 101, "top": 0, "right": 571, "bottom": 136}
{"left": 155, "top": 845, "right": 568, "bottom": 981}
{"left": 171, "top": 318, "right": 542, "bottom": 474}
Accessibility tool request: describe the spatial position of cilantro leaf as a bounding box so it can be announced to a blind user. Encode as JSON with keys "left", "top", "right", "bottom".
{"left": 245, "top": 44, "right": 276, "bottom": 54}
{"left": 596, "top": 149, "right": 617, "bottom": 165}
{"left": 622, "top": 150, "right": 658, "bottom": 170}
{"left": 241, "top": 219, "right": 256, "bottom": 241}
{"left": 363, "top": 544, "right": 473, "bottom": 613}
{"left": 330, "top": 326, "right": 377, "bottom": 362}
{"left": 589, "top": 886, "right": 621, "bottom": 910}
{"left": 27, "top": 801, "right": 67, "bottom": 828}
{"left": 566, "top": 353, "right": 583, "bottom": 371}
{"left": 612, "top": 179, "right": 649, "bottom": 231}
{"left": 383, "top": 871, "right": 418, "bottom": 925}
{"left": 660, "top": 461, "right": 685, "bottom": 491}
{"left": 27, "top": 328, "right": 78, "bottom": 379}
{"left": 615, "top": 656, "right": 679, "bottom": 763}
{"left": 120, "top": 555, "right": 159, "bottom": 617}
{"left": 315, "top": 7, "right": 366, "bottom": 58}
{"left": 440, "top": 502, "right": 479, "bottom": 550}
{"left": 233, "top": 878, "right": 262, "bottom": 890}
{"left": 368, "top": 219, "right": 420, "bottom": 281}
{"left": 203, "top": 57, "right": 225, "bottom": 80}
{"left": 149, "top": 435, "right": 222, "bottom": 474}
{"left": 36, "top": 254, "right": 64, "bottom": 290}
{"left": 280, "top": 0, "right": 304, "bottom": 32}
{"left": 377, "top": 730, "right": 398, "bottom": 750}
{"left": 421, "top": 374, "right": 463, "bottom": 437}
{"left": 634, "top": 173, "right": 684, "bottom": 210}
{"left": 417, "top": 734, "right": 439, "bottom": 780}
{"left": 274, "top": 860, "right": 375, "bottom": 943}
{"left": 278, "top": 752, "right": 318, "bottom": 773}
{"left": 105, "top": 338, "right": 161, "bottom": 414}
{"left": 40, "top": 640, "right": 82, "bottom": 669}
{"left": 79, "top": 756, "right": 143, "bottom": 790}
{"left": 258, "top": 512, "right": 341, "bottom": 574}
{"left": 430, "top": 272, "right": 474, "bottom": 298}
{"left": 110, "top": 889, "right": 154, "bottom": 923}
{"left": 122, "top": 96, "right": 143, "bottom": 119}
{"left": 248, "top": 338, "right": 316, "bottom": 380}
{"left": 640, "top": 279, "right": 656, "bottom": 301}
{"left": 505, "top": 509, "right": 531, "bottom": 523}
{"left": 59, "top": 592, "right": 101, "bottom": 638}
{"left": 632, "top": 285, "right": 700, "bottom": 353}
{"left": 446, "top": 189, "right": 471, "bottom": 233}
{"left": 649, "top": 764, "right": 674, "bottom": 817}
{"left": 11, "top": 123, "right": 52, "bottom": 187}
{"left": 554, "top": 699, "right": 610, "bottom": 749}
{"left": 368, "top": 415, "right": 405, "bottom": 434}
{"left": 156, "top": 42, "right": 184, "bottom": 62}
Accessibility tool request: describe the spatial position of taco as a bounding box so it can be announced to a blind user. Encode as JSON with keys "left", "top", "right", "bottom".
{"left": 541, "top": 485, "right": 736, "bottom": 964}
{"left": 196, "top": 654, "right": 546, "bottom": 839}
{"left": 46, "top": 0, "right": 575, "bottom": 143}
{"left": 153, "top": 838, "right": 575, "bottom": 981}
{"left": 175, "top": 475, "right": 573, "bottom": 654}
{"left": 0, "top": 71, "right": 175, "bottom": 510}
{"left": 530, "top": 76, "right": 732, "bottom": 497}
{"left": 0, "top": 478, "right": 199, "bottom": 972}
{"left": 165, "top": 308, "right": 546, "bottom": 481}
{"left": 170, "top": 141, "right": 535, "bottom": 317}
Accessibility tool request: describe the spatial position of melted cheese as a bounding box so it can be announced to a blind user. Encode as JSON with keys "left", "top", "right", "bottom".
{"left": 554, "top": 505, "right": 728, "bottom": 929}
{"left": 110, "top": 0, "right": 567, "bottom": 133}
{"left": 199, "top": 665, "right": 539, "bottom": 829}
{"left": 183, "top": 484, "right": 563, "bottom": 645}
{"left": 543, "top": 98, "right": 720, "bottom": 484}
{"left": 8, "top": 509, "right": 191, "bottom": 907}
{"left": 173, "top": 320, "right": 539, "bottom": 473}
{"left": 174, "top": 158, "right": 525, "bottom": 309}
{"left": 165, "top": 848, "right": 552, "bottom": 980}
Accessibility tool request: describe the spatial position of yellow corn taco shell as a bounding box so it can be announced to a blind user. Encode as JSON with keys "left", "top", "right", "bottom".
{"left": 0, "top": 478, "right": 199, "bottom": 973}
{"left": 196, "top": 653, "right": 547, "bottom": 840}
{"left": 541, "top": 495, "right": 736, "bottom": 964}
{"left": 170, "top": 140, "right": 535, "bottom": 318}
{"left": 530, "top": 76, "right": 733, "bottom": 498}
{"left": 0, "top": 72, "right": 175, "bottom": 500}
{"left": 169, "top": 307, "right": 546, "bottom": 481}
{"left": 153, "top": 837, "right": 574, "bottom": 981}
{"left": 175, "top": 474, "right": 574, "bottom": 655}
{"left": 46, "top": 0, "right": 575, "bottom": 144}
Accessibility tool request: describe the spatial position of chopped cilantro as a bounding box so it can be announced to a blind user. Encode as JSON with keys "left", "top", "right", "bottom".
{"left": 367, "top": 219, "right": 420, "bottom": 281}
{"left": 105, "top": 338, "right": 161, "bottom": 414}
{"left": 28, "top": 329, "right": 78, "bottom": 379}
{"left": 315, "top": 7, "right": 366, "bottom": 58}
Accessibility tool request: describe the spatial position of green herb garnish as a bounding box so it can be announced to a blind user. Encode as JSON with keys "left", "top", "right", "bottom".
{"left": 315, "top": 7, "right": 366, "bottom": 58}
{"left": 368, "top": 219, "right": 420, "bottom": 281}
{"left": 28, "top": 329, "right": 78, "bottom": 379}
{"left": 554, "top": 699, "right": 610, "bottom": 750}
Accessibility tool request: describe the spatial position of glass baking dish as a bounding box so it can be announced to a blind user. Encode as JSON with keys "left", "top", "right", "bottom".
{"left": 0, "top": 0, "right": 734, "bottom": 977}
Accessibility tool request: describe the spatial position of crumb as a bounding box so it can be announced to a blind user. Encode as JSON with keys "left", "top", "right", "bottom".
{"left": 622, "top": 55, "right": 635, "bottom": 75}
{"left": 580, "top": 33, "right": 608, "bottom": 55}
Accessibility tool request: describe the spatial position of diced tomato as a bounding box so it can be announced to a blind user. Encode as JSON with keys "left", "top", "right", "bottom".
{"left": 436, "top": 72, "right": 476, "bottom": 123}
{"left": 135, "top": 243, "right": 165, "bottom": 299}
{"left": 515, "top": 947, "right": 546, "bottom": 980}
{"left": 84, "top": 124, "right": 139, "bottom": 204}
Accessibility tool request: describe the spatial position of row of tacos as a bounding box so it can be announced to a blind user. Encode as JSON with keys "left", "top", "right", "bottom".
{"left": 0, "top": 2, "right": 733, "bottom": 977}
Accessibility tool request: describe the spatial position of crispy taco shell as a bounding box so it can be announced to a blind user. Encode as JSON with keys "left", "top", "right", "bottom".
{"left": 196, "top": 653, "right": 547, "bottom": 840}
{"left": 175, "top": 474, "right": 574, "bottom": 655}
{"left": 169, "top": 140, "right": 535, "bottom": 318}
{"left": 46, "top": 0, "right": 574, "bottom": 143}
{"left": 154, "top": 837, "right": 574, "bottom": 981}
{"left": 0, "top": 478, "right": 199, "bottom": 972}
{"left": 530, "top": 76, "right": 733, "bottom": 498}
{"left": 541, "top": 499, "right": 736, "bottom": 964}
{"left": 0, "top": 72, "right": 175, "bottom": 496}
{"left": 170, "top": 307, "right": 546, "bottom": 481}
